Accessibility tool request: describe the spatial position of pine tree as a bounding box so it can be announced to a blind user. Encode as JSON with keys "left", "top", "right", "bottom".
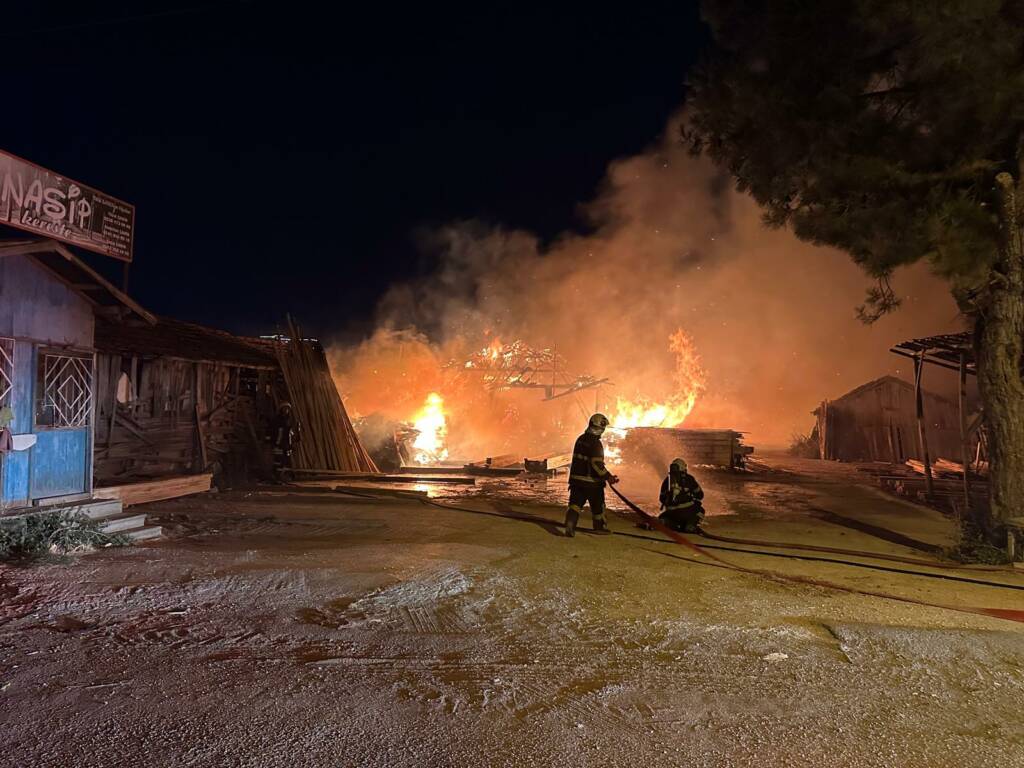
{"left": 684, "top": 0, "right": 1024, "bottom": 538}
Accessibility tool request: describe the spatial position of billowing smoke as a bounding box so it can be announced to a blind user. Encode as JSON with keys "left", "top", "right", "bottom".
{"left": 330, "top": 114, "right": 961, "bottom": 456}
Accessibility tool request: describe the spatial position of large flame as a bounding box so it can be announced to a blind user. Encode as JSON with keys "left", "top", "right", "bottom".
{"left": 411, "top": 392, "right": 449, "bottom": 464}
{"left": 611, "top": 329, "right": 705, "bottom": 429}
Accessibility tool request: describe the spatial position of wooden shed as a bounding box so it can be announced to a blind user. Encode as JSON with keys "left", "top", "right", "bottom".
{"left": 92, "top": 316, "right": 282, "bottom": 485}
{"left": 815, "top": 375, "right": 966, "bottom": 463}
{"left": 92, "top": 314, "right": 377, "bottom": 488}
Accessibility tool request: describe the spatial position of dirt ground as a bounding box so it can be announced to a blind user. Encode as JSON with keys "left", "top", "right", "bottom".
{"left": 2, "top": 455, "right": 1023, "bottom": 767}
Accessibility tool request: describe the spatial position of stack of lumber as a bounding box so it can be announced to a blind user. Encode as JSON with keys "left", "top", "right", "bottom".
{"left": 620, "top": 428, "right": 751, "bottom": 469}
{"left": 907, "top": 457, "right": 988, "bottom": 479}
{"left": 458, "top": 455, "right": 523, "bottom": 476}
{"left": 276, "top": 317, "right": 378, "bottom": 473}
{"left": 93, "top": 473, "right": 212, "bottom": 507}
{"left": 524, "top": 450, "right": 572, "bottom": 474}
{"left": 465, "top": 454, "right": 522, "bottom": 469}
{"left": 460, "top": 454, "right": 525, "bottom": 476}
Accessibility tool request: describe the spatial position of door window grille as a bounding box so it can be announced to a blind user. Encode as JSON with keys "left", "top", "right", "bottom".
{"left": 36, "top": 352, "right": 93, "bottom": 428}
{"left": 0, "top": 338, "right": 12, "bottom": 408}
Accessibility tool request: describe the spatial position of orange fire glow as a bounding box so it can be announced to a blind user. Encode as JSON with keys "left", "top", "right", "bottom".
{"left": 411, "top": 392, "right": 449, "bottom": 464}
{"left": 487, "top": 338, "right": 503, "bottom": 360}
{"left": 611, "top": 329, "right": 705, "bottom": 429}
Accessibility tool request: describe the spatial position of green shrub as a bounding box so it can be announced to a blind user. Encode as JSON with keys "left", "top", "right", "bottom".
{"left": 0, "top": 511, "right": 130, "bottom": 560}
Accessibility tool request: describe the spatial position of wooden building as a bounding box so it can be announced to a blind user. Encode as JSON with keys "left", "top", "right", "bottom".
{"left": 2, "top": 236, "right": 376, "bottom": 513}
{"left": 815, "top": 375, "right": 966, "bottom": 463}
{"left": 0, "top": 238, "right": 153, "bottom": 508}
{"left": 93, "top": 314, "right": 379, "bottom": 487}
{"left": 92, "top": 316, "right": 282, "bottom": 485}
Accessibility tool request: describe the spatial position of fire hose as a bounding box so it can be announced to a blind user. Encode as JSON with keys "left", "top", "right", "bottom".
{"left": 607, "top": 484, "right": 1024, "bottom": 625}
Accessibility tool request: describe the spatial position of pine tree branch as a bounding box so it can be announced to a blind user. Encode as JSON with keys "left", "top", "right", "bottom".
{"left": 856, "top": 275, "right": 902, "bottom": 324}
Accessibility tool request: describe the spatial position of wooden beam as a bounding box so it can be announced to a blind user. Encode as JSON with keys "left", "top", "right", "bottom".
{"left": 201, "top": 393, "right": 241, "bottom": 423}
{"left": 890, "top": 348, "right": 966, "bottom": 374}
{"left": 0, "top": 238, "right": 57, "bottom": 258}
{"left": 914, "top": 353, "right": 935, "bottom": 498}
{"left": 194, "top": 364, "right": 208, "bottom": 471}
{"left": 51, "top": 242, "right": 156, "bottom": 324}
{"left": 965, "top": 410, "right": 985, "bottom": 440}
{"left": 958, "top": 352, "right": 971, "bottom": 516}
{"left": 113, "top": 411, "right": 156, "bottom": 446}
{"left": 93, "top": 473, "right": 212, "bottom": 506}
{"left": 194, "top": 402, "right": 209, "bottom": 471}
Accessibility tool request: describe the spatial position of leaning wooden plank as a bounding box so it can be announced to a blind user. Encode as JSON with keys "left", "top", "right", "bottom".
{"left": 93, "top": 473, "right": 213, "bottom": 507}
{"left": 276, "top": 316, "right": 378, "bottom": 474}
{"left": 194, "top": 403, "right": 209, "bottom": 471}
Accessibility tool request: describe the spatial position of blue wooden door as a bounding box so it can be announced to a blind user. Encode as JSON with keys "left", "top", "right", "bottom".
{"left": 29, "top": 350, "right": 93, "bottom": 500}
{"left": 30, "top": 428, "right": 89, "bottom": 498}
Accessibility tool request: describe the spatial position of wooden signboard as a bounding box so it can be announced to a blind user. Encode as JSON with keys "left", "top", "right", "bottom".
{"left": 0, "top": 149, "right": 134, "bottom": 262}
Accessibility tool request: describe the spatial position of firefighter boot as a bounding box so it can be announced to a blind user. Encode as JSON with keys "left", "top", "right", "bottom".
{"left": 592, "top": 514, "right": 612, "bottom": 535}
{"left": 564, "top": 506, "right": 580, "bottom": 538}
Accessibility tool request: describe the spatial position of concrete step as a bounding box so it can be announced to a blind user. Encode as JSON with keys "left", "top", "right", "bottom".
{"left": 126, "top": 526, "right": 162, "bottom": 542}
{"left": 98, "top": 512, "right": 149, "bottom": 534}
{"left": 78, "top": 499, "right": 125, "bottom": 521}
{"left": 2, "top": 498, "right": 124, "bottom": 522}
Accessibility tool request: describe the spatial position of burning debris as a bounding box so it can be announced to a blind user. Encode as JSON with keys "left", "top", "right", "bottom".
{"left": 342, "top": 326, "right": 720, "bottom": 469}
{"left": 610, "top": 330, "right": 706, "bottom": 429}
{"left": 411, "top": 392, "right": 449, "bottom": 464}
{"left": 450, "top": 338, "right": 608, "bottom": 401}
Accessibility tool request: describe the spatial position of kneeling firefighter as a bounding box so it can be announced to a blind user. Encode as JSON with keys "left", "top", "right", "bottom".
{"left": 659, "top": 458, "right": 704, "bottom": 532}
{"left": 564, "top": 413, "right": 619, "bottom": 538}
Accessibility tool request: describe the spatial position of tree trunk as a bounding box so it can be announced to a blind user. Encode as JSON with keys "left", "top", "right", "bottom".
{"left": 975, "top": 172, "right": 1024, "bottom": 537}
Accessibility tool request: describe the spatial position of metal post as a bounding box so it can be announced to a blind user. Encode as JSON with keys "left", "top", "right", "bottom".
{"left": 913, "top": 353, "right": 934, "bottom": 498}
{"left": 958, "top": 352, "right": 971, "bottom": 514}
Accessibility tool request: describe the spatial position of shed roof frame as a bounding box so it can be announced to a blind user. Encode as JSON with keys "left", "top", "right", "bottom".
{"left": 0, "top": 238, "right": 155, "bottom": 324}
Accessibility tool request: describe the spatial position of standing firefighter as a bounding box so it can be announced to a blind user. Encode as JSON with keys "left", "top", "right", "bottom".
{"left": 659, "top": 458, "right": 704, "bottom": 532}
{"left": 564, "top": 413, "right": 619, "bottom": 537}
{"left": 270, "top": 402, "right": 300, "bottom": 472}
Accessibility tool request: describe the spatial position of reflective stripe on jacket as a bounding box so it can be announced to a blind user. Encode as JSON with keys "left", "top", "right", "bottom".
{"left": 659, "top": 472, "right": 704, "bottom": 510}
{"left": 568, "top": 432, "right": 612, "bottom": 487}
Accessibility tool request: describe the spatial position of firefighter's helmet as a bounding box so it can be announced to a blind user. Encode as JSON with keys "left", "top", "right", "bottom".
{"left": 671, "top": 457, "right": 687, "bottom": 473}
{"left": 587, "top": 413, "right": 610, "bottom": 435}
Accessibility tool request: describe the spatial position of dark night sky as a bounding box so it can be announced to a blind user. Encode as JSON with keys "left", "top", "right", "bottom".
{"left": 4, "top": 2, "right": 705, "bottom": 340}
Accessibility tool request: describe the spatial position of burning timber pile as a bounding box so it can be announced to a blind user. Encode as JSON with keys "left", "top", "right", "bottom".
{"left": 341, "top": 329, "right": 754, "bottom": 470}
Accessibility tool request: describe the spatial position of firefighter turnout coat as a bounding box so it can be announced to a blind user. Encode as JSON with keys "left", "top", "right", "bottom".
{"left": 659, "top": 471, "right": 704, "bottom": 514}
{"left": 569, "top": 431, "right": 614, "bottom": 488}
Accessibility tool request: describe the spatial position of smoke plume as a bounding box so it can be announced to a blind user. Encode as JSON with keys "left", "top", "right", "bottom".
{"left": 331, "top": 114, "right": 961, "bottom": 455}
